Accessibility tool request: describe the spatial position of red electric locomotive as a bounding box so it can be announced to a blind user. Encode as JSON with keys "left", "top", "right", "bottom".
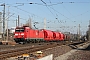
{"left": 14, "top": 26, "right": 44, "bottom": 44}
{"left": 41, "top": 29, "right": 54, "bottom": 42}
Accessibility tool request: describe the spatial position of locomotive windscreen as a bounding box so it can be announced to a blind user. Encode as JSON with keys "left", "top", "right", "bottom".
{"left": 15, "top": 28, "right": 24, "bottom": 32}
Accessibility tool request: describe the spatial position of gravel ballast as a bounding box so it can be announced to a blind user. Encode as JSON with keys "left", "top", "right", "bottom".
{"left": 42, "top": 44, "right": 90, "bottom": 60}
{"left": 67, "top": 45, "right": 90, "bottom": 60}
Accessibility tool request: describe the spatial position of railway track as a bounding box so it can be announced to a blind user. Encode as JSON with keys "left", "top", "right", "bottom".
{"left": 0, "top": 43, "right": 50, "bottom": 51}
{"left": 0, "top": 40, "right": 87, "bottom": 59}
{"left": 68, "top": 40, "right": 90, "bottom": 49}
{"left": 0, "top": 43, "right": 60, "bottom": 59}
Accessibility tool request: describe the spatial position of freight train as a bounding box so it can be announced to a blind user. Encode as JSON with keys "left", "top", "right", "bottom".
{"left": 14, "top": 26, "right": 70, "bottom": 44}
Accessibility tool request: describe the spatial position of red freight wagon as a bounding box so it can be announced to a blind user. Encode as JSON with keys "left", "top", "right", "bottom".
{"left": 63, "top": 34, "right": 65, "bottom": 40}
{"left": 59, "top": 32, "right": 64, "bottom": 41}
{"left": 59, "top": 32, "right": 62, "bottom": 40}
{"left": 52, "top": 31, "right": 60, "bottom": 41}
{"left": 42, "top": 29, "right": 53, "bottom": 41}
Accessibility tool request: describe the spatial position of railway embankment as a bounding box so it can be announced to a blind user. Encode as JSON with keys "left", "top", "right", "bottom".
{"left": 54, "top": 41, "right": 90, "bottom": 60}
{"left": 0, "top": 40, "right": 90, "bottom": 60}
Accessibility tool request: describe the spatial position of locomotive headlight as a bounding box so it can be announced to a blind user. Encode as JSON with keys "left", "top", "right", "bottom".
{"left": 15, "top": 34, "right": 18, "bottom": 35}
{"left": 21, "top": 33, "right": 24, "bottom": 35}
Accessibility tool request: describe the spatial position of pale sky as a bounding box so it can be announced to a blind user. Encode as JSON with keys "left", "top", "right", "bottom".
{"left": 0, "top": 0, "right": 90, "bottom": 35}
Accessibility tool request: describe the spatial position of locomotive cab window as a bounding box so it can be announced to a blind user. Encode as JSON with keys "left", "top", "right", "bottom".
{"left": 15, "top": 29, "right": 24, "bottom": 32}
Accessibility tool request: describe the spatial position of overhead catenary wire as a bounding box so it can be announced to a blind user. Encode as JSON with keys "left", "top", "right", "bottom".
{"left": 40, "top": 0, "right": 57, "bottom": 19}
{"left": 40, "top": 0, "right": 72, "bottom": 21}
{"left": 46, "top": 0, "right": 64, "bottom": 27}
{"left": 0, "top": 1, "right": 89, "bottom": 33}
{"left": 4, "top": 3, "right": 46, "bottom": 27}
{"left": 40, "top": 0, "right": 71, "bottom": 29}
{"left": 6, "top": 1, "right": 89, "bottom": 28}
{"left": 7, "top": 1, "right": 90, "bottom": 22}
{"left": 5, "top": 3, "right": 45, "bottom": 20}
{"left": 2, "top": 2, "right": 89, "bottom": 21}
{"left": 46, "top": 2, "right": 90, "bottom": 6}
{"left": 45, "top": 1, "right": 90, "bottom": 25}
{"left": 15, "top": 2, "right": 90, "bottom": 6}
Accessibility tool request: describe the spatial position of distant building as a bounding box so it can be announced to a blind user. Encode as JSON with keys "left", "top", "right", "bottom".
{"left": 64, "top": 32, "right": 70, "bottom": 34}
{"left": 9, "top": 27, "right": 16, "bottom": 33}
